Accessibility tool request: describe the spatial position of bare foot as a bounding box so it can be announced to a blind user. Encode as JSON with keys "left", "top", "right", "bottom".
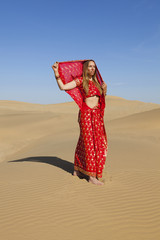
{"left": 89, "top": 176, "right": 104, "bottom": 185}
{"left": 73, "top": 170, "right": 78, "bottom": 176}
{"left": 73, "top": 170, "right": 84, "bottom": 178}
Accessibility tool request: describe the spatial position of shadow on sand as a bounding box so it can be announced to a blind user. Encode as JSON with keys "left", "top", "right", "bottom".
{"left": 8, "top": 156, "right": 88, "bottom": 180}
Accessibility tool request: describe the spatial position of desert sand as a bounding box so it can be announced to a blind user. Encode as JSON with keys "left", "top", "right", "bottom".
{"left": 0, "top": 96, "right": 160, "bottom": 240}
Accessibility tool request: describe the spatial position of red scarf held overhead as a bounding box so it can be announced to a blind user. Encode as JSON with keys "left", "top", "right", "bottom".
{"left": 57, "top": 59, "right": 105, "bottom": 110}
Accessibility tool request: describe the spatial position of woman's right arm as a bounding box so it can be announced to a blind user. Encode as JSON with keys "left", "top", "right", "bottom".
{"left": 52, "top": 62, "right": 77, "bottom": 90}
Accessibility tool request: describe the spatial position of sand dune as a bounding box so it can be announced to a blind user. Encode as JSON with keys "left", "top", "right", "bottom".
{"left": 0, "top": 96, "right": 160, "bottom": 240}
{"left": 107, "top": 107, "right": 160, "bottom": 144}
{"left": 108, "top": 107, "right": 160, "bottom": 129}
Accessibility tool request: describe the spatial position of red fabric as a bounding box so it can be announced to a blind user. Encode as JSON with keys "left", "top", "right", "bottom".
{"left": 74, "top": 101, "right": 108, "bottom": 178}
{"left": 74, "top": 77, "right": 101, "bottom": 98}
{"left": 58, "top": 60, "right": 104, "bottom": 110}
{"left": 57, "top": 60, "right": 107, "bottom": 178}
{"left": 73, "top": 76, "right": 105, "bottom": 118}
{"left": 73, "top": 78, "right": 108, "bottom": 178}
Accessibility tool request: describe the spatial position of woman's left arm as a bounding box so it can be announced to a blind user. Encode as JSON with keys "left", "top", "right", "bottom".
{"left": 101, "top": 82, "right": 107, "bottom": 95}
{"left": 52, "top": 62, "right": 77, "bottom": 90}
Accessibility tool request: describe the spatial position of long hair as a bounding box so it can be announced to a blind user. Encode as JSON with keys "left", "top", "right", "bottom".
{"left": 82, "top": 60, "right": 103, "bottom": 95}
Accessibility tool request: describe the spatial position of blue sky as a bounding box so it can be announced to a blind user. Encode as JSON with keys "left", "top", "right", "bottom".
{"left": 0, "top": 0, "right": 160, "bottom": 104}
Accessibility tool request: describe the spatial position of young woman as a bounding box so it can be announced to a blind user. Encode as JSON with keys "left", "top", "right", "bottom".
{"left": 52, "top": 60, "right": 108, "bottom": 185}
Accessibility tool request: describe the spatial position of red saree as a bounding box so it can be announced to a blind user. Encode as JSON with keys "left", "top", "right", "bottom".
{"left": 58, "top": 60, "right": 108, "bottom": 178}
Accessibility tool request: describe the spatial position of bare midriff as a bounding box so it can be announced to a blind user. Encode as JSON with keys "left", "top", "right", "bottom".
{"left": 85, "top": 95, "right": 100, "bottom": 109}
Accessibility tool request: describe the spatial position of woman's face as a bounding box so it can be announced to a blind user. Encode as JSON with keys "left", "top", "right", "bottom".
{"left": 87, "top": 61, "right": 96, "bottom": 77}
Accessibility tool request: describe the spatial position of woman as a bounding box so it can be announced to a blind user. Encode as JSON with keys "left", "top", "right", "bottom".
{"left": 52, "top": 60, "right": 108, "bottom": 185}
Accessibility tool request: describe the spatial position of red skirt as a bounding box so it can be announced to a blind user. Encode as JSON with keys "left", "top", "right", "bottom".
{"left": 74, "top": 101, "right": 108, "bottom": 178}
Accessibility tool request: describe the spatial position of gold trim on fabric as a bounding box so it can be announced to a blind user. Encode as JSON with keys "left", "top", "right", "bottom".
{"left": 74, "top": 166, "right": 103, "bottom": 178}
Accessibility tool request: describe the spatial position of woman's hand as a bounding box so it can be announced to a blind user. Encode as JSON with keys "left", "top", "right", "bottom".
{"left": 52, "top": 62, "right": 59, "bottom": 75}
{"left": 101, "top": 82, "right": 107, "bottom": 95}
{"left": 52, "top": 61, "right": 76, "bottom": 90}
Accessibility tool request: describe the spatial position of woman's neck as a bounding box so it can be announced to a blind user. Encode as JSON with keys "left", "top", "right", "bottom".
{"left": 88, "top": 77, "right": 93, "bottom": 81}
